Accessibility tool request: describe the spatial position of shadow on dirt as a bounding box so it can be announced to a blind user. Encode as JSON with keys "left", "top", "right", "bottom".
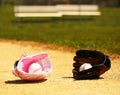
{"left": 62, "top": 76, "right": 104, "bottom": 81}
{"left": 5, "top": 79, "right": 47, "bottom": 84}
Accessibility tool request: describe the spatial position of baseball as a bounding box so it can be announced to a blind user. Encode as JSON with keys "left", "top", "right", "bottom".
{"left": 28, "top": 62, "right": 42, "bottom": 74}
{"left": 79, "top": 63, "right": 92, "bottom": 71}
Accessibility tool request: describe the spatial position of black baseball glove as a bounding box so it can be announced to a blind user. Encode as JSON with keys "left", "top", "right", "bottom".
{"left": 72, "top": 50, "right": 111, "bottom": 80}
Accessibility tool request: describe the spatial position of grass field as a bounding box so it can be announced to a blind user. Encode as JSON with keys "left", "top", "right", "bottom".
{"left": 0, "top": 5, "right": 120, "bottom": 54}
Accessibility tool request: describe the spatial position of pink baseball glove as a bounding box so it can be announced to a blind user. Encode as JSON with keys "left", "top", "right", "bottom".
{"left": 12, "top": 52, "right": 52, "bottom": 81}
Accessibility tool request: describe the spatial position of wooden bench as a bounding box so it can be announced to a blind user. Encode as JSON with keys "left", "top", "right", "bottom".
{"left": 14, "top": 5, "right": 101, "bottom": 18}
{"left": 56, "top": 4, "right": 101, "bottom": 16}
{"left": 14, "top": 6, "right": 62, "bottom": 17}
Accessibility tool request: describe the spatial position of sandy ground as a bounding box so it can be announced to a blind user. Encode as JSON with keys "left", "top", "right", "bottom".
{"left": 0, "top": 39, "right": 120, "bottom": 95}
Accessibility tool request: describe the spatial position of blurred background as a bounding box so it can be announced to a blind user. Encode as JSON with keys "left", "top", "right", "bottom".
{"left": 0, "top": 0, "right": 120, "bottom": 7}
{"left": 0, "top": 0, "right": 120, "bottom": 54}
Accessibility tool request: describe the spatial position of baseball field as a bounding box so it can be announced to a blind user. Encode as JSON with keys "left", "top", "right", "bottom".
{"left": 0, "top": 39, "right": 120, "bottom": 95}
{"left": 0, "top": 5, "right": 120, "bottom": 95}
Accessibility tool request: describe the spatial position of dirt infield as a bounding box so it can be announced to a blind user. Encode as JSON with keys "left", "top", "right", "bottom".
{"left": 0, "top": 39, "right": 120, "bottom": 95}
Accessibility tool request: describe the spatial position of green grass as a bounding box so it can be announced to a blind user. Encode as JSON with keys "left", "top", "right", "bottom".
{"left": 0, "top": 5, "right": 120, "bottom": 54}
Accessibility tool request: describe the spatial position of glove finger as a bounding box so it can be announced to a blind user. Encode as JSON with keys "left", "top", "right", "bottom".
{"left": 73, "top": 55, "right": 105, "bottom": 65}
{"left": 73, "top": 62, "right": 83, "bottom": 68}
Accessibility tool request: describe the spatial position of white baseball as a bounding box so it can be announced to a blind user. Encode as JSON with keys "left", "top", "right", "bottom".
{"left": 79, "top": 63, "right": 92, "bottom": 71}
{"left": 28, "top": 63, "right": 42, "bottom": 74}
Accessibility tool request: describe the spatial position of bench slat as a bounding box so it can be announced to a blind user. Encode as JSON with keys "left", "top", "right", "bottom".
{"left": 14, "top": 6, "right": 59, "bottom": 13}
{"left": 15, "top": 13, "right": 62, "bottom": 17}
{"left": 59, "top": 12, "right": 101, "bottom": 16}
{"left": 79, "top": 5, "right": 99, "bottom": 11}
